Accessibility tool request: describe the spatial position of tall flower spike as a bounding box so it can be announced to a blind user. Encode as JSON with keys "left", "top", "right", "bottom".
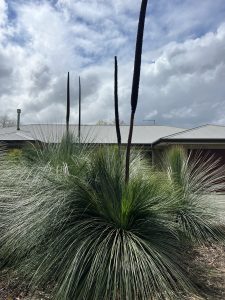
{"left": 125, "top": 0, "right": 149, "bottom": 183}
{"left": 66, "top": 72, "right": 70, "bottom": 135}
{"left": 78, "top": 76, "right": 81, "bottom": 143}
{"left": 114, "top": 56, "right": 121, "bottom": 147}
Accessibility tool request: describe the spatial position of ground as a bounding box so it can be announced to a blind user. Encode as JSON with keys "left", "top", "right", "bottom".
{"left": 188, "top": 244, "right": 225, "bottom": 300}
{"left": 0, "top": 270, "right": 51, "bottom": 300}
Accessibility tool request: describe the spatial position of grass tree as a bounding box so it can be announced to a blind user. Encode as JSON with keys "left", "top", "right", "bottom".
{"left": 0, "top": 145, "right": 224, "bottom": 299}
{"left": 23, "top": 131, "right": 88, "bottom": 170}
{"left": 163, "top": 146, "right": 225, "bottom": 243}
{"left": 125, "top": 0, "right": 149, "bottom": 183}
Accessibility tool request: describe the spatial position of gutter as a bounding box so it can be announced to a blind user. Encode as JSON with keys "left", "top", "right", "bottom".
{"left": 152, "top": 138, "right": 225, "bottom": 147}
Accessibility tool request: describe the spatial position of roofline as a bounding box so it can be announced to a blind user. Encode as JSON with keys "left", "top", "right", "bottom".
{"left": 158, "top": 124, "right": 208, "bottom": 139}
{"left": 153, "top": 138, "right": 225, "bottom": 147}
{"left": 2, "top": 140, "right": 152, "bottom": 146}
{"left": 152, "top": 124, "right": 225, "bottom": 147}
{"left": 151, "top": 124, "right": 207, "bottom": 146}
{"left": 160, "top": 124, "right": 225, "bottom": 139}
{"left": 17, "top": 124, "right": 185, "bottom": 128}
{"left": 1, "top": 139, "right": 34, "bottom": 142}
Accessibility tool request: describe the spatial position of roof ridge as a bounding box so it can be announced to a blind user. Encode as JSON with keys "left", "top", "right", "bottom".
{"left": 160, "top": 124, "right": 209, "bottom": 139}
{"left": 206, "top": 124, "right": 225, "bottom": 128}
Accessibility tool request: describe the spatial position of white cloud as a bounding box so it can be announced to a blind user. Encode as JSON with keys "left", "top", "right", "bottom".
{"left": 0, "top": 0, "right": 7, "bottom": 26}
{"left": 137, "top": 23, "right": 225, "bottom": 127}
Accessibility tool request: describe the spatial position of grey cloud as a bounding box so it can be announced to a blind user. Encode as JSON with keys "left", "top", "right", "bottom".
{"left": 0, "top": 54, "right": 13, "bottom": 78}
{"left": 28, "top": 64, "right": 51, "bottom": 93}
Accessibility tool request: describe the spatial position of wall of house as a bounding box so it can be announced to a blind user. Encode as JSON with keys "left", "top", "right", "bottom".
{"left": 188, "top": 148, "right": 225, "bottom": 168}
{"left": 152, "top": 143, "right": 225, "bottom": 170}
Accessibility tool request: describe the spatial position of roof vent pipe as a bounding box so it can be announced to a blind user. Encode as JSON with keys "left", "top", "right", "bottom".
{"left": 17, "top": 109, "right": 21, "bottom": 130}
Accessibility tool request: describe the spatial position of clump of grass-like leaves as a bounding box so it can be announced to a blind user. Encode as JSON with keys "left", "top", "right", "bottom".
{"left": 162, "top": 147, "right": 225, "bottom": 244}
{"left": 23, "top": 132, "right": 91, "bottom": 174}
{"left": 0, "top": 145, "right": 224, "bottom": 299}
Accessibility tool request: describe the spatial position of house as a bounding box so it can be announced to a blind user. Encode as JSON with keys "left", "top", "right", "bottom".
{"left": 152, "top": 124, "right": 225, "bottom": 166}
{"left": 0, "top": 123, "right": 184, "bottom": 147}
{"left": 1, "top": 120, "right": 225, "bottom": 166}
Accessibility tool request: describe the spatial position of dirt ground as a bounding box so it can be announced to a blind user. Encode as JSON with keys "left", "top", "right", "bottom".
{"left": 0, "top": 271, "right": 51, "bottom": 300}
{"left": 0, "top": 244, "right": 224, "bottom": 300}
{"left": 187, "top": 244, "right": 225, "bottom": 300}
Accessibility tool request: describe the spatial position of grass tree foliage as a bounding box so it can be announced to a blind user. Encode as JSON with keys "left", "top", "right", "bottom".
{"left": 0, "top": 140, "right": 224, "bottom": 300}
{"left": 163, "top": 147, "right": 225, "bottom": 243}
{"left": 23, "top": 132, "right": 89, "bottom": 171}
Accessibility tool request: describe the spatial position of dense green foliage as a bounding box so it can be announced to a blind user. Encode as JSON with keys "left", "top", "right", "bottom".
{"left": 0, "top": 140, "right": 224, "bottom": 299}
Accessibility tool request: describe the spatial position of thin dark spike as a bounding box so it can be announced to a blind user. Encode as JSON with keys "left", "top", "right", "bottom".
{"left": 66, "top": 72, "right": 70, "bottom": 135}
{"left": 78, "top": 76, "right": 81, "bottom": 143}
{"left": 114, "top": 56, "right": 121, "bottom": 147}
{"left": 125, "top": 0, "right": 148, "bottom": 183}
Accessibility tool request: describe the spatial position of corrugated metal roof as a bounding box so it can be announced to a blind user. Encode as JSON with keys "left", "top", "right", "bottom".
{"left": 0, "top": 124, "right": 185, "bottom": 144}
{"left": 0, "top": 128, "right": 35, "bottom": 141}
{"left": 160, "top": 124, "right": 225, "bottom": 141}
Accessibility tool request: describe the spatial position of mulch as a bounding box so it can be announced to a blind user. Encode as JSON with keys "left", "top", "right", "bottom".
{"left": 0, "top": 269, "right": 51, "bottom": 300}
{"left": 187, "top": 243, "right": 225, "bottom": 299}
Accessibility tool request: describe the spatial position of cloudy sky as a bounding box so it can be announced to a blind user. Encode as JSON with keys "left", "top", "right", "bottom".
{"left": 0, "top": 0, "right": 225, "bottom": 128}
